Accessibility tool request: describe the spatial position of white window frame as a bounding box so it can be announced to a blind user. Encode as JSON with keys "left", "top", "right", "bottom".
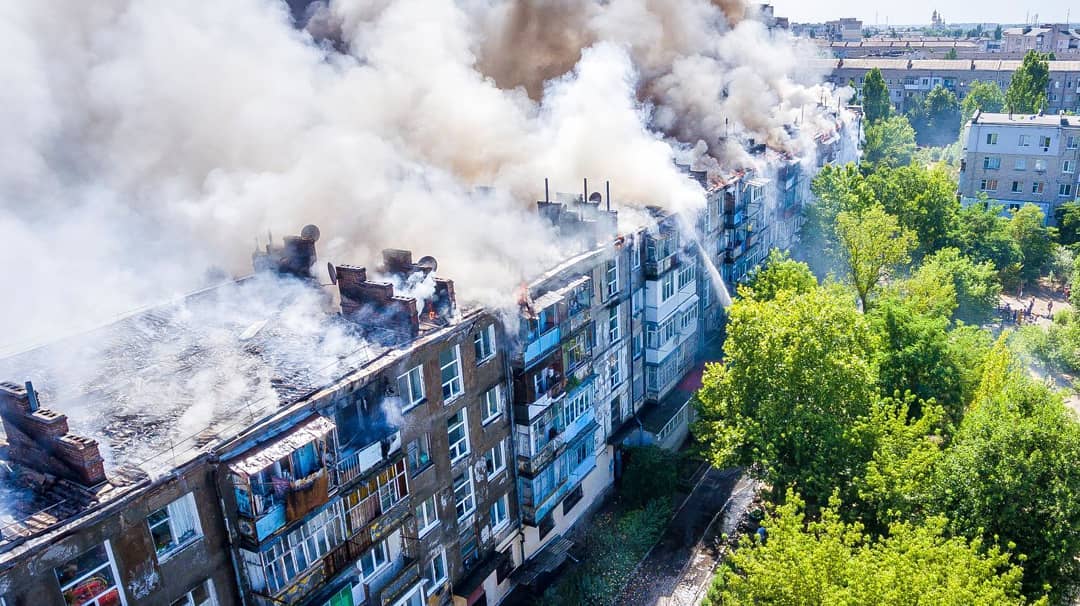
{"left": 439, "top": 345, "right": 463, "bottom": 402}
{"left": 609, "top": 350, "right": 624, "bottom": 389}
{"left": 1068, "top": 136, "right": 1079, "bottom": 149}
{"left": 563, "top": 390, "right": 590, "bottom": 425}
{"left": 358, "top": 539, "right": 390, "bottom": 582}
{"left": 447, "top": 408, "right": 470, "bottom": 463}
{"left": 1033, "top": 181, "right": 1046, "bottom": 194}
{"left": 1060, "top": 183, "right": 1073, "bottom": 197}
{"left": 1019, "top": 134, "right": 1031, "bottom": 147}
{"left": 608, "top": 306, "right": 621, "bottom": 343}
{"left": 148, "top": 493, "right": 203, "bottom": 562}
{"left": 169, "top": 580, "right": 217, "bottom": 606}
{"left": 1011, "top": 180, "right": 1023, "bottom": 193}
{"left": 678, "top": 264, "right": 696, "bottom": 289}
{"left": 481, "top": 385, "right": 503, "bottom": 425}
{"left": 986, "top": 132, "right": 998, "bottom": 145}
{"left": 489, "top": 494, "right": 510, "bottom": 532}
{"left": 56, "top": 542, "right": 128, "bottom": 606}
{"left": 661, "top": 273, "right": 675, "bottom": 301}
{"left": 416, "top": 495, "right": 440, "bottom": 537}
{"left": 397, "top": 365, "right": 425, "bottom": 408}
{"left": 425, "top": 548, "right": 448, "bottom": 595}
{"left": 982, "top": 156, "right": 1000, "bottom": 170}
{"left": 631, "top": 241, "right": 641, "bottom": 269}
{"left": 453, "top": 471, "right": 476, "bottom": 521}
{"left": 485, "top": 441, "right": 506, "bottom": 477}
{"left": 261, "top": 503, "right": 344, "bottom": 594}
{"left": 407, "top": 433, "right": 431, "bottom": 473}
{"left": 1065, "top": 160, "right": 1074, "bottom": 174}
{"left": 473, "top": 324, "right": 496, "bottom": 364}
{"left": 1015, "top": 158, "right": 1027, "bottom": 171}
{"left": 980, "top": 178, "right": 998, "bottom": 192}
{"left": 606, "top": 259, "right": 619, "bottom": 298}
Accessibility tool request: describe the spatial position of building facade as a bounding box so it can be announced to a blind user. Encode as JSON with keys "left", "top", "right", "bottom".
{"left": 959, "top": 111, "right": 1080, "bottom": 219}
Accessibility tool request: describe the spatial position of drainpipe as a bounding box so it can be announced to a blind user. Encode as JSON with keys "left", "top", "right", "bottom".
{"left": 500, "top": 319, "right": 529, "bottom": 568}
{"left": 210, "top": 457, "right": 251, "bottom": 606}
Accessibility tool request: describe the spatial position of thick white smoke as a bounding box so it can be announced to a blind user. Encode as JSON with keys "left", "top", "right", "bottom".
{"left": 0, "top": 0, "right": 843, "bottom": 350}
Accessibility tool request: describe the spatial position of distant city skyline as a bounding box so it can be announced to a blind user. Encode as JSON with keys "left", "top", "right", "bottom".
{"left": 769, "top": 0, "right": 1074, "bottom": 27}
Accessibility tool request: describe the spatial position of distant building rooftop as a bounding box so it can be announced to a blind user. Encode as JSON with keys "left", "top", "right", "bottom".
{"left": 971, "top": 112, "right": 1080, "bottom": 127}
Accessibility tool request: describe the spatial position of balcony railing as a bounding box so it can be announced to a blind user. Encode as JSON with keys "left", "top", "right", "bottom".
{"left": 524, "top": 328, "right": 561, "bottom": 367}
{"left": 522, "top": 451, "right": 597, "bottom": 524}
{"left": 336, "top": 431, "right": 401, "bottom": 488}
{"left": 644, "top": 254, "right": 677, "bottom": 279}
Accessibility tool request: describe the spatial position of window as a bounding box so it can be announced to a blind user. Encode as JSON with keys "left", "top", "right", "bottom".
{"left": 609, "top": 350, "right": 623, "bottom": 389}
{"left": 979, "top": 178, "right": 998, "bottom": 192}
{"left": 646, "top": 323, "right": 658, "bottom": 349}
{"left": 982, "top": 156, "right": 1000, "bottom": 170}
{"left": 563, "top": 389, "right": 590, "bottom": 425}
{"left": 390, "top": 585, "right": 425, "bottom": 606}
{"left": 416, "top": 495, "right": 440, "bottom": 537}
{"left": 396, "top": 365, "right": 424, "bottom": 408}
{"left": 473, "top": 325, "right": 496, "bottom": 364}
{"left": 632, "top": 332, "right": 643, "bottom": 360}
{"left": 1068, "top": 136, "right": 1079, "bottom": 149}
{"left": 481, "top": 385, "right": 503, "bottom": 424}
{"left": 56, "top": 543, "right": 126, "bottom": 606}
{"left": 378, "top": 476, "right": 400, "bottom": 512}
{"left": 1060, "top": 183, "right": 1074, "bottom": 197}
{"left": 605, "top": 259, "right": 619, "bottom": 298}
{"left": 1065, "top": 160, "right": 1075, "bottom": 174}
{"left": 985, "top": 132, "right": 998, "bottom": 145}
{"left": 1019, "top": 134, "right": 1031, "bottom": 146}
{"left": 439, "top": 345, "right": 463, "bottom": 401}
{"left": 485, "top": 441, "right": 507, "bottom": 477}
{"left": 447, "top": 409, "right": 470, "bottom": 463}
{"left": 1040, "top": 136, "right": 1052, "bottom": 149}
{"left": 489, "top": 495, "right": 510, "bottom": 531}
{"left": 148, "top": 493, "right": 202, "bottom": 560}
{"left": 1033, "top": 181, "right": 1046, "bottom": 194}
{"left": 453, "top": 471, "right": 476, "bottom": 521}
{"left": 358, "top": 540, "right": 389, "bottom": 581}
{"left": 608, "top": 306, "right": 620, "bottom": 343}
{"left": 425, "top": 549, "right": 448, "bottom": 594}
{"left": 407, "top": 433, "right": 431, "bottom": 473}
{"left": 1011, "top": 180, "right": 1023, "bottom": 193}
{"left": 1015, "top": 158, "right": 1027, "bottom": 170}
{"left": 170, "top": 580, "right": 216, "bottom": 606}
{"left": 661, "top": 273, "right": 675, "bottom": 301}
{"left": 1035, "top": 159, "right": 1048, "bottom": 172}
{"left": 260, "top": 504, "right": 344, "bottom": 594}
{"left": 678, "top": 263, "right": 695, "bottom": 288}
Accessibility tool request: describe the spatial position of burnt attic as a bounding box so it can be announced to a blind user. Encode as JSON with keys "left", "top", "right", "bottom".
{"left": 0, "top": 225, "right": 459, "bottom": 552}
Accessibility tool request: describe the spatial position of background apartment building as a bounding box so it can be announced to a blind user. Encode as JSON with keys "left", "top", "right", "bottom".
{"left": 828, "top": 58, "right": 1080, "bottom": 114}
{"left": 959, "top": 112, "right": 1080, "bottom": 219}
{"left": 1003, "top": 24, "right": 1080, "bottom": 56}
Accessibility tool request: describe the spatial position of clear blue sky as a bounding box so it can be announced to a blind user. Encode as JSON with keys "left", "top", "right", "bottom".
{"left": 770, "top": 0, "right": 1074, "bottom": 26}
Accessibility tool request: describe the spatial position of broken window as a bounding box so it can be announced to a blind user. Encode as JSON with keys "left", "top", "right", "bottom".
{"left": 169, "top": 580, "right": 216, "bottom": 606}
{"left": 148, "top": 493, "right": 202, "bottom": 560}
{"left": 56, "top": 543, "right": 125, "bottom": 606}
{"left": 453, "top": 470, "right": 476, "bottom": 521}
{"left": 473, "top": 324, "right": 496, "bottom": 363}
{"left": 447, "top": 409, "right": 470, "bottom": 463}
{"left": 439, "top": 345, "right": 463, "bottom": 401}
{"left": 407, "top": 433, "right": 432, "bottom": 473}
{"left": 396, "top": 365, "right": 425, "bottom": 407}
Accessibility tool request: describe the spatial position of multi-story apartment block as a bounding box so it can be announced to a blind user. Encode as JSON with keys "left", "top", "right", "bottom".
{"left": 1002, "top": 24, "right": 1080, "bottom": 56}
{"left": 959, "top": 111, "right": 1080, "bottom": 219}
{"left": 825, "top": 18, "right": 864, "bottom": 42}
{"left": 827, "top": 58, "right": 1080, "bottom": 114}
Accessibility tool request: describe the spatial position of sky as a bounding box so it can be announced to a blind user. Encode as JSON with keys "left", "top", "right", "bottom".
{"left": 770, "top": 0, "right": 1074, "bottom": 26}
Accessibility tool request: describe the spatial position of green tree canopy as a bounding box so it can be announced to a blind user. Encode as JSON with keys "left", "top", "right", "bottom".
{"left": 836, "top": 204, "right": 917, "bottom": 310}
{"left": 933, "top": 350, "right": 1080, "bottom": 602}
{"left": 907, "top": 85, "right": 962, "bottom": 146}
{"left": 1053, "top": 201, "right": 1080, "bottom": 248}
{"left": 704, "top": 492, "right": 1034, "bottom": 606}
{"left": 1009, "top": 205, "right": 1053, "bottom": 284}
{"left": 1005, "top": 51, "right": 1051, "bottom": 114}
{"left": 912, "top": 247, "right": 1002, "bottom": 323}
{"left": 695, "top": 284, "right": 878, "bottom": 507}
{"left": 740, "top": 249, "right": 818, "bottom": 302}
{"left": 864, "top": 164, "right": 961, "bottom": 257}
{"left": 862, "top": 68, "right": 891, "bottom": 123}
{"left": 862, "top": 115, "right": 917, "bottom": 173}
{"left": 953, "top": 202, "right": 1024, "bottom": 283}
{"left": 962, "top": 80, "right": 1006, "bottom": 123}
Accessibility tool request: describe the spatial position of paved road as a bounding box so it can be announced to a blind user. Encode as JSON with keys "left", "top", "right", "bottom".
{"left": 616, "top": 467, "right": 753, "bottom": 606}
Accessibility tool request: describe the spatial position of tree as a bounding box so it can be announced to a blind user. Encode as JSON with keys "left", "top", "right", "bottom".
{"left": 1005, "top": 51, "right": 1051, "bottom": 114}
{"left": 1009, "top": 205, "right": 1053, "bottom": 285}
{"left": 962, "top": 80, "right": 1006, "bottom": 123}
{"left": 945, "top": 47, "right": 958, "bottom": 59}
{"left": 695, "top": 284, "right": 878, "bottom": 507}
{"left": 994, "top": 25, "right": 1003, "bottom": 41}
{"left": 953, "top": 201, "right": 1024, "bottom": 284}
{"left": 1048, "top": 245, "right": 1075, "bottom": 288}
{"left": 862, "top": 68, "right": 891, "bottom": 123}
{"left": 741, "top": 249, "right": 818, "bottom": 301}
{"left": 1053, "top": 201, "right": 1080, "bottom": 248}
{"left": 923, "top": 85, "right": 962, "bottom": 145}
{"left": 619, "top": 446, "right": 679, "bottom": 509}
{"left": 864, "top": 164, "right": 960, "bottom": 257}
{"left": 933, "top": 355, "right": 1080, "bottom": 603}
{"left": 703, "top": 492, "right": 1033, "bottom": 606}
{"left": 863, "top": 116, "right": 917, "bottom": 173}
{"left": 836, "top": 204, "right": 917, "bottom": 310}
{"left": 914, "top": 247, "right": 1002, "bottom": 323}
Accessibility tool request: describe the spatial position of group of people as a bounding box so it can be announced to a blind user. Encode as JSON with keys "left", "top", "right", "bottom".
{"left": 1001, "top": 297, "right": 1055, "bottom": 325}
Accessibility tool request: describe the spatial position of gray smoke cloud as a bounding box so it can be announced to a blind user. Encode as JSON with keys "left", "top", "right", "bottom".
{"left": 0, "top": 0, "right": 845, "bottom": 356}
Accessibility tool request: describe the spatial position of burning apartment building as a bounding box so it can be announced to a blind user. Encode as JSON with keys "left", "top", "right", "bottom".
{"left": 0, "top": 228, "right": 517, "bottom": 606}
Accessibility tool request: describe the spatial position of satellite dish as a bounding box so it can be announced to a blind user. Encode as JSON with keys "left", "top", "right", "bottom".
{"left": 327, "top": 263, "right": 338, "bottom": 285}
{"left": 588, "top": 191, "right": 603, "bottom": 203}
{"left": 301, "top": 224, "right": 321, "bottom": 242}
{"left": 416, "top": 256, "right": 438, "bottom": 273}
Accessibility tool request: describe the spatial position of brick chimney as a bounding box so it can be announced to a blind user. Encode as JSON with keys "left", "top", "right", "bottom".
{"left": 252, "top": 224, "right": 320, "bottom": 278}
{"left": 0, "top": 382, "right": 107, "bottom": 486}
{"left": 336, "top": 265, "right": 421, "bottom": 339}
